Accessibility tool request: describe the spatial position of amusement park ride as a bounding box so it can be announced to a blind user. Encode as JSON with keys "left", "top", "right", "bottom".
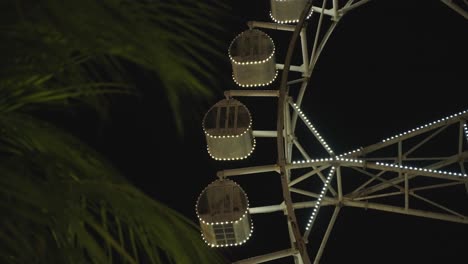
{"left": 194, "top": 1, "right": 467, "bottom": 263}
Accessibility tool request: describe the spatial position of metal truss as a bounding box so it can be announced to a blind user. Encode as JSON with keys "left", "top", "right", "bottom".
{"left": 223, "top": 109, "right": 468, "bottom": 263}
{"left": 217, "top": 0, "right": 467, "bottom": 263}
{"left": 440, "top": 0, "right": 468, "bottom": 19}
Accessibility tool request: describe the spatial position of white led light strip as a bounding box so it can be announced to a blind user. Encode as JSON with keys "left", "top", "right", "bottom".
{"left": 297, "top": 157, "right": 466, "bottom": 231}
{"left": 203, "top": 118, "right": 253, "bottom": 139}
{"left": 196, "top": 179, "right": 253, "bottom": 247}
{"left": 291, "top": 102, "right": 334, "bottom": 155}
{"left": 269, "top": 10, "right": 313, "bottom": 24}
{"left": 292, "top": 157, "right": 363, "bottom": 165}
{"left": 291, "top": 158, "right": 466, "bottom": 177}
{"left": 375, "top": 162, "right": 468, "bottom": 178}
{"left": 464, "top": 123, "right": 468, "bottom": 142}
{"left": 195, "top": 179, "right": 251, "bottom": 224}
{"left": 229, "top": 51, "right": 275, "bottom": 65}
{"left": 289, "top": 102, "right": 336, "bottom": 231}
{"left": 201, "top": 222, "right": 254, "bottom": 248}
{"left": 305, "top": 167, "right": 335, "bottom": 231}
{"left": 228, "top": 30, "right": 275, "bottom": 66}
{"left": 207, "top": 138, "right": 256, "bottom": 161}
{"left": 382, "top": 110, "right": 468, "bottom": 143}
{"left": 338, "top": 148, "right": 362, "bottom": 157}
{"left": 232, "top": 70, "right": 278, "bottom": 88}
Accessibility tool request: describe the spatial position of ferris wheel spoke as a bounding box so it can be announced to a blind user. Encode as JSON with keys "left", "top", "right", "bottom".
{"left": 289, "top": 165, "right": 332, "bottom": 186}
{"left": 403, "top": 126, "right": 448, "bottom": 158}
{"left": 289, "top": 158, "right": 338, "bottom": 196}
{"left": 440, "top": 0, "right": 468, "bottom": 19}
{"left": 303, "top": 167, "right": 336, "bottom": 235}
{"left": 291, "top": 17, "right": 341, "bottom": 135}
{"left": 305, "top": 0, "right": 374, "bottom": 20}
{"left": 349, "top": 168, "right": 388, "bottom": 194}
{"left": 348, "top": 167, "right": 401, "bottom": 195}
{"left": 339, "top": 0, "right": 373, "bottom": 15}
{"left": 307, "top": 20, "right": 338, "bottom": 73}
{"left": 367, "top": 161, "right": 468, "bottom": 180}
{"left": 352, "top": 191, "right": 403, "bottom": 201}
{"left": 290, "top": 187, "right": 333, "bottom": 201}
{"left": 410, "top": 192, "right": 466, "bottom": 218}
{"left": 286, "top": 155, "right": 468, "bottom": 183}
{"left": 340, "top": 110, "right": 468, "bottom": 158}
{"left": 341, "top": 200, "right": 468, "bottom": 224}
{"left": 289, "top": 101, "right": 335, "bottom": 155}
{"left": 291, "top": 137, "right": 313, "bottom": 160}
{"left": 347, "top": 184, "right": 466, "bottom": 219}
{"left": 409, "top": 181, "right": 465, "bottom": 192}
{"left": 312, "top": 205, "right": 340, "bottom": 264}
{"left": 335, "top": 166, "right": 468, "bottom": 223}
{"left": 290, "top": 7, "right": 340, "bottom": 135}
{"left": 347, "top": 153, "right": 468, "bottom": 199}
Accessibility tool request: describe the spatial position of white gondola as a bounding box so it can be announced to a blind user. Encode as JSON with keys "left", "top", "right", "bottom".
{"left": 196, "top": 179, "right": 253, "bottom": 247}
{"left": 270, "top": 0, "right": 313, "bottom": 24}
{"left": 203, "top": 99, "right": 255, "bottom": 161}
{"left": 229, "top": 29, "right": 277, "bottom": 87}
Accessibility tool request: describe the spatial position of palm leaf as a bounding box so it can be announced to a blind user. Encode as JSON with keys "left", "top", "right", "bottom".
{"left": 0, "top": 113, "right": 227, "bottom": 263}
{"left": 1, "top": 0, "right": 229, "bottom": 128}
{"left": 0, "top": 0, "right": 232, "bottom": 262}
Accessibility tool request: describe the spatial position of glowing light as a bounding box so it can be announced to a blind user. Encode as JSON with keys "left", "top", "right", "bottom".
{"left": 196, "top": 180, "right": 254, "bottom": 247}
{"left": 207, "top": 138, "right": 256, "bottom": 161}
{"left": 201, "top": 221, "right": 254, "bottom": 248}
{"left": 464, "top": 123, "right": 468, "bottom": 142}
{"left": 292, "top": 157, "right": 364, "bottom": 165}
{"left": 228, "top": 30, "right": 275, "bottom": 65}
{"left": 382, "top": 110, "right": 468, "bottom": 143}
{"left": 269, "top": 10, "right": 313, "bottom": 24}
{"left": 291, "top": 102, "right": 334, "bottom": 155}
{"left": 305, "top": 167, "right": 336, "bottom": 230}
{"left": 195, "top": 179, "right": 251, "bottom": 224}
{"left": 232, "top": 70, "right": 278, "bottom": 88}
{"left": 375, "top": 162, "right": 467, "bottom": 177}
{"left": 230, "top": 52, "right": 275, "bottom": 65}
{"left": 338, "top": 148, "right": 362, "bottom": 157}
{"left": 202, "top": 99, "right": 253, "bottom": 139}
{"left": 203, "top": 122, "right": 253, "bottom": 139}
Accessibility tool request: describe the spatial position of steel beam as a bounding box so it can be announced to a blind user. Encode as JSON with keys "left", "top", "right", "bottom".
{"left": 253, "top": 130, "right": 278, "bottom": 138}
{"left": 217, "top": 164, "right": 279, "bottom": 178}
{"left": 313, "top": 206, "right": 341, "bottom": 264}
{"left": 224, "top": 90, "right": 279, "bottom": 98}
{"left": 440, "top": 0, "right": 468, "bottom": 19}
{"left": 343, "top": 200, "right": 468, "bottom": 224}
{"left": 345, "top": 113, "right": 468, "bottom": 158}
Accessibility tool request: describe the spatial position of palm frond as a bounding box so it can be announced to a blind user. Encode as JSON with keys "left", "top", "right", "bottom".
{"left": 0, "top": 0, "right": 231, "bottom": 262}
{"left": 0, "top": 113, "right": 226, "bottom": 263}
{"left": 1, "top": 0, "right": 229, "bottom": 127}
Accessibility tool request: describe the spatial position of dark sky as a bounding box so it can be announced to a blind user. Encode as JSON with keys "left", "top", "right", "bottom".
{"left": 87, "top": 1, "right": 467, "bottom": 263}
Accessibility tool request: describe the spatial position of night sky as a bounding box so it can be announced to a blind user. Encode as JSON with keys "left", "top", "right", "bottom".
{"left": 79, "top": 0, "right": 467, "bottom": 263}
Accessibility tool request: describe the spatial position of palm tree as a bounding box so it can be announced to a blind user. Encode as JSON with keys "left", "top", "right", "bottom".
{"left": 0, "top": 0, "right": 227, "bottom": 263}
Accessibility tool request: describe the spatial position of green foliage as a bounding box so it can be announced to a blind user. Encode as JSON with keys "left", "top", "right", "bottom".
{"left": 0, "top": 0, "right": 229, "bottom": 263}
{"left": 0, "top": 114, "right": 226, "bottom": 263}
{"left": 1, "top": 0, "right": 226, "bottom": 126}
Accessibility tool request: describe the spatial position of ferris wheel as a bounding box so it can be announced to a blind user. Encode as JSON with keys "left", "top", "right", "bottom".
{"left": 195, "top": 1, "right": 468, "bottom": 263}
